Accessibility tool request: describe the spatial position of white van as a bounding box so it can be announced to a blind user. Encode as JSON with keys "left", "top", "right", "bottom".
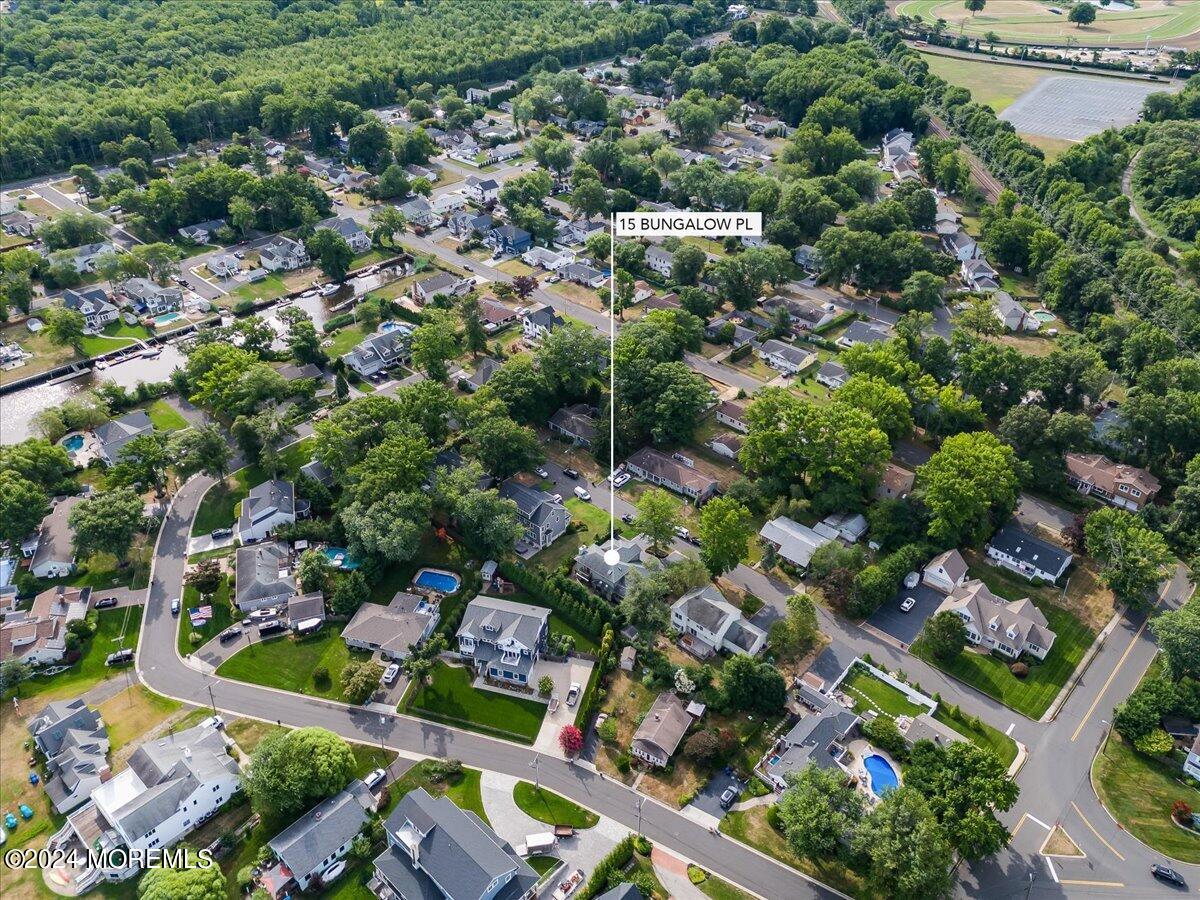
{"left": 573, "top": 486, "right": 592, "bottom": 502}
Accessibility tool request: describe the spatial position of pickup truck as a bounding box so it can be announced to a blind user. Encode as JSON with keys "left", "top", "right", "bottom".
{"left": 548, "top": 695, "right": 560, "bottom": 713}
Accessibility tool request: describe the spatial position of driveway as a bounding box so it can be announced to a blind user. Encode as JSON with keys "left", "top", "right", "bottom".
{"left": 806, "top": 639, "right": 857, "bottom": 690}
{"left": 1016, "top": 493, "right": 1078, "bottom": 537}
{"left": 865, "top": 582, "right": 945, "bottom": 649}
{"left": 532, "top": 656, "right": 595, "bottom": 756}
{"left": 686, "top": 769, "right": 744, "bottom": 823}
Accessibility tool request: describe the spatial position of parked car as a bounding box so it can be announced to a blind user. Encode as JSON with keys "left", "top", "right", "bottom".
{"left": 900, "top": 597, "right": 916, "bottom": 613}
{"left": 210, "top": 527, "right": 233, "bottom": 540}
{"left": 219, "top": 625, "right": 242, "bottom": 642}
{"left": 719, "top": 786, "right": 739, "bottom": 810}
{"left": 565, "top": 682, "right": 581, "bottom": 707}
{"left": 674, "top": 526, "right": 690, "bottom": 541}
{"left": 573, "top": 486, "right": 591, "bottom": 501}
{"left": 612, "top": 472, "right": 630, "bottom": 488}
{"left": 105, "top": 648, "right": 134, "bottom": 667}
{"left": 364, "top": 768, "right": 387, "bottom": 790}
{"left": 563, "top": 468, "right": 580, "bottom": 479}
{"left": 94, "top": 597, "right": 118, "bottom": 609}
{"left": 535, "top": 467, "right": 550, "bottom": 478}
{"left": 551, "top": 493, "right": 563, "bottom": 503}
{"left": 382, "top": 663, "right": 401, "bottom": 685}
{"left": 248, "top": 608, "right": 278, "bottom": 622}
{"left": 1151, "top": 865, "right": 1186, "bottom": 887}
{"left": 170, "top": 598, "right": 180, "bottom": 616}
{"left": 620, "top": 513, "right": 634, "bottom": 525}
{"left": 903, "top": 571, "right": 920, "bottom": 589}
{"left": 199, "top": 715, "right": 225, "bottom": 731}
{"left": 257, "top": 619, "right": 285, "bottom": 636}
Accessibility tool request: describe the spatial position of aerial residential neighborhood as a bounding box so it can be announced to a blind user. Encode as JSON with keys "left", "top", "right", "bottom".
{"left": 1, "top": 1, "right": 1199, "bottom": 899}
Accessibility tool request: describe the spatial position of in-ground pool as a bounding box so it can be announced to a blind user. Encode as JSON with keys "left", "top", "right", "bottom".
{"left": 61, "top": 434, "right": 84, "bottom": 452}
{"left": 863, "top": 754, "right": 899, "bottom": 797}
{"left": 154, "top": 312, "right": 183, "bottom": 327}
{"left": 322, "top": 546, "right": 360, "bottom": 570}
{"left": 1031, "top": 310, "right": 1056, "bottom": 323}
{"left": 413, "top": 568, "right": 461, "bottom": 594}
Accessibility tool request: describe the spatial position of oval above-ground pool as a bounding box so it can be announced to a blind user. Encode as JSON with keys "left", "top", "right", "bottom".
{"left": 413, "top": 567, "right": 461, "bottom": 594}
{"left": 864, "top": 753, "right": 900, "bottom": 798}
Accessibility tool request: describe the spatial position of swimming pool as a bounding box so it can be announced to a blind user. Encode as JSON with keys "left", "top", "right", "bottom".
{"left": 322, "top": 546, "right": 360, "bottom": 570}
{"left": 62, "top": 434, "right": 84, "bottom": 452}
{"left": 413, "top": 568, "right": 461, "bottom": 594}
{"left": 863, "top": 754, "right": 899, "bottom": 797}
{"left": 1031, "top": 310, "right": 1056, "bottom": 323}
{"left": 154, "top": 312, "right": 183, "bottom": 327}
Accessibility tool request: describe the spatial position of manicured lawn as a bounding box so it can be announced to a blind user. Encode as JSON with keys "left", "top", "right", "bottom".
{"left": 190, "top": 437, "right": 316, "bottom": 535}
{"left": 177, "top": 576, "right": 235, "bottom": 656}
{"left": 527, "top": 856, "right": 561, "bottom": 877}
{"left": 232, "top": 272, "right": 288, "bottom": 303}
{"left": 839, "top": 665, "right": 927, "bottom": 718}
{"left": 146, "top": 398, "right": 188, "bottom": 431}
{"left": 695, "top": 870, "right": 757, "bottom": 900}
{"left": 507, "top": 586, "right": 599, "bottom": 654}
{"left": 913, "top": 590, "right": 1095, "bottom": 720}
{"left": 80, "top": 334, "right": 137, "bottom": 357}
{"left": 326, "top": 321, "right": 372, "bottom": 356}
{"left": 12, "top": 606, "right": 142, "bottom": 704}
{"left": 1093, "top": 731, "right": 1200, "bottom": 864}
{"left": 405, "top": 661, "right": 546, "bottom": 744}
{"left": 933, "top": 706, "right": 1018, "bottom": 769}
{"left": 216, "top": 629, "right": 371, "bottom": 703}
{"left": 513, "top": 781, "right": 599, "bottom": 829}
{"left": 533, "top": 497, "right": 634, "bottom": 573}
{"left": 385, "top": 759, "right": 489, "bottom": 823}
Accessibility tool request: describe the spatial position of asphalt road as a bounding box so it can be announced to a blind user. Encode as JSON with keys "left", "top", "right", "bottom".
{"left": 135, "top": 471, "right": 842, "bottom": 900}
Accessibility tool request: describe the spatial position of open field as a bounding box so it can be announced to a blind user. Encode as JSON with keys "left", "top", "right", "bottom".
{"left": 920, "top": 51, "right": 1051, "bottom": 113}
{"left": 898, "top": 0, "right": 1200, "bottom": 46}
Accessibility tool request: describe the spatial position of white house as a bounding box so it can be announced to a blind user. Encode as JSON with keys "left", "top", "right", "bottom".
{"left": 259, "top": 236, "right": 310, "bottom": 272}
{"left": 62, "top": 287, "right": 119, "bottom": 332}
{"left": 522, "top": 246, "right": 575, "bottom": 270}
{"left": 922, "top": 549, "right": 969, "bottom": 594}
{"left": 1185, "top": 736, "right": 1200, "bottom": 783}
{"left": 815, "top": 360, "right": 848, "bottom": 390}
{"left": 984, "top": 522, "right": 1073, "bottom": 584}
{"left": 463, "top": 175, "right": 501, "bottom": 203}
{"left": 759, "top": 516, "right": 833, "bottom": 570}
{"left": 315, "top": 216, "right": 371, "bottom": 253}
{"left": 994, "top": 291, "right": 1037, "bottom": 332}
{"left": 645, "top": 245, "right": 674, "bottom": 277}
{"left": 754, "top": 339, "right": 816, "bottom": 375}
{"left": 430, "top": 192, "right": 467, "bottom": 216}
{"left": 236, "top": 480, "right": 296, "bottom": 544}
{"left": 671, "top": 585, "right": 767, "bottom": 657}
{"left": 522, "top": 304, "right": 564, "bottom": 343}
{"left": 934, "top": 579, "right": 1057, "bottom": 661}
{"left": 45, "top": 722, "right": 239, "bottom": 891}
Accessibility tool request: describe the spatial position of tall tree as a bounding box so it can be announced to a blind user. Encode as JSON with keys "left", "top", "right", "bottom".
{"left": 697, "top": 497, "right": 753, "bottom": 576}
{"left": 775, "top": 764, "right": 866, "bottom": 859}
{"left": 243, "top": 727, "right": 355, "bottom": 818}
{"left": 1085, "top": 508, "right": 1173, "bottom": 609}
{"left": 632, "top": 487, "right": 680, "bottom": 553}
{"left": 917, "top": 432, "right": 1022, "bottom": 547}
{"left": 68, "top": 488, "right": 144, "bottom": 561}
{"left": 853, "top": 788, "right": 955, "bottom": 900}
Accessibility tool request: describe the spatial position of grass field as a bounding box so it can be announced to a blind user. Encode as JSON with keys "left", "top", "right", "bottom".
{"left": 216, "top": 629, "right": 372, "bottom": 703}
{"left": 898, "top": 0, "right": 1200, "bottom": 46}
{"left": 145, "top": 398, "right": 188, "bottom": 431}
{"left": 96, "top": 686, "right": 183, "bottom": 751}
{"left": 1093, "top": 731, "right": 1200, "bottom": 863}
{"left": 512, "top": 781, "right": 600, "bottom": 829}
{"left": 190, "top": 437, "right": 315, "bottom": 535}
{"left": 177, "top": 576, "right": 235, "bottom": 656}
{"left": 405, "top": 661, "right": 546, "bottom": 744}
{"left": 919, "top": 52, "right": 1051, "bottom": 113}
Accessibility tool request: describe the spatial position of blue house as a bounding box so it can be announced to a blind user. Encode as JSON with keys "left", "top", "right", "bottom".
{"left": 487, "top": 224, "right": 533, "bottom": 256}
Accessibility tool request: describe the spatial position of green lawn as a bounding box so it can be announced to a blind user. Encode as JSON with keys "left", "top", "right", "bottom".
{"left": 534, "top": 497, "right": 634, "bottom": 573}
{"left": 527, "top": 856, "right": 561, "bottom": 877}
{"left": 177, "top": 577, "right": 235, "bottom": 656}
{"left": 79, "top": 334, "right": 138, "bottom": 357}
{"left": 11, "top": 607, "right": 142, "bottom": 704}
{"left": 913, "top": 575, "right": 1095, "bottom": 720}
{"left": 512, "top": 781, "right": 599, "bottom": 829}
{"left": 385, "top": 759, "right": 489, "bottom": 823}
{"left": 146, "top": 398, "right": 188, "bottom": 431}
{"left": 918, "top": 51, "right": 1050, "bottom": 113}
{"left": 695, "top": 870, "right": 757, "bottom": 900}
{"left": 405, "top": 661, "right": 546, "bottom": 744}
{"left": 507, "top": 586, "right": 599, "bottom": 654}
{"left": 232, "top": 272, "right": 288, "bottom": 303}
{"left": 326, "top": 322, "right": 373, "bottom": 356}
{"left": 933, "top": 707, "right": 1018, "bottom": 769}
{"left": 1093, "top": 731, "right": 1200, "bottom": 864}
{"left": 839, "top": 665, "right": 928, "bottom": 718}
{"left": 190, "top": 437, "right": 316, "bottom": 535}
{"left": 216, "top": 629, "right": 371, "bottom": 703}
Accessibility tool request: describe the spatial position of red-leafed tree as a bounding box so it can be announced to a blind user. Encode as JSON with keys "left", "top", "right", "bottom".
{"left": 559, "top": 724, "right": 584, "bottom": 756}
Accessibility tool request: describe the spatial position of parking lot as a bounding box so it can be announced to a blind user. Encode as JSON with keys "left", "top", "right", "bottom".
{"left": 865, "top": 582, "right": 946, "bottom": 649}
{"left": 999, "top": 75, "right": 1174, "bottom": 141}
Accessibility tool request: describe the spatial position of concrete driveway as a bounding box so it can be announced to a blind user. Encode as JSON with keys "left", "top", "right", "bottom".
{"left": 865, "top": 582, "right": 945, "bottom": 649}
{"left": 533, "top": 656, "right": 595, "bottom": 756}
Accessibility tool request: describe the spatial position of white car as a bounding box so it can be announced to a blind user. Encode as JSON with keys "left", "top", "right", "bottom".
{"left": 535, "top": 467, "right": 550, "bottom": 478}
{"left": 612, "top": 472, "right": 631, "bottom": 488}
{"left": 551, "top": 493, "right": 563, "bottom": 503}
{"left": 573, "top": 486, "right": 592, "bottom": 501}
{"left": 364, "top": 767, "right": 387, "bottom": 790}
{"left": 382, "top": 663, "right": 401, "bottom": 685}
{"left": 566, "top": 682, "right": 582, "bottom": 706}
{"left": 170, "top": 598, "right": 180, "bottom": 616}
{"left": 903, "top": 571, "right": 920, "bottom": 589}
{"left": 674, "top": 526, "right": 690, "bottom": 540}
{"left": 900, "top": 597, "right": 917, "bottom": 613}
{"left": 200, "top": 715, "right": 226, "bottom": 731}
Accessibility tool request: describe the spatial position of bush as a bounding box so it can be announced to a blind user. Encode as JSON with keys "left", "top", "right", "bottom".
{"left": 860, "top": 715, "right": 907, "bottom": 760}
{"left": 1133, "top": 727, "right": 1175, "bottom": 757}
{"left": 1010, "top": 661, "right": 1029, "bottom": 679}
{"left": 322, "top": 312, "right": 356, "bottom": 333}
{"left": 313, "top": 665, "right": 331, "bottom": 687}
{"left": 615, "top": 752, "right": 632, "bottom": 774}
{"left": 1172, "top": 800, "right": 1194, "bottom": 826}
{"left": 633, "top": 835, "right": 651, "bottom": 856}
{"left": 688, "top": 865, "right": 707, "bottom": 885}
{"left": 538, "top": 675, "right": 554, "bottom": 696}
{"left": 232, "top": 298, "right": 255, "bottom": 315}
{"left": 597, "top": 717, "right": 618, "bottom": 743}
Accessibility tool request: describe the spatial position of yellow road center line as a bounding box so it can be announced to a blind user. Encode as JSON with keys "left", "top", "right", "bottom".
{"left": 1071, "top": 801, "right": 1126, "bottom": 862}
{"left": 1071, "top": 617, "right": 1150, "bottom": 742}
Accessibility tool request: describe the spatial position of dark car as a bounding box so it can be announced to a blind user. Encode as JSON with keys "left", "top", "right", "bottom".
{"left": 210, "top": 527, "right": 233, "bottom": 540}
{"left": 719, "top": 786, "right": 739, "bottom": 810}
{"left": 620, "top": 513, "right": 634, "bottom": 525}
{"left": 1152, "top": 865, "right": 1186, "bottom": 887}
{"left": 105, "top": 648, "right": 134, "bottom": 667}
{"left": 94, "top": 597, "right": 119, "bottom": 609}
{"left": 219, "top": 625, "right": 242, "bottom": 643}
{"left": 563, "top": 468, "right": 580, "bottom": 479}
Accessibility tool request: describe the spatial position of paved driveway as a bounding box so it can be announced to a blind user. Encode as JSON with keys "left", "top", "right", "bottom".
{"left": 865, "top": 582, "right": 945, "bottom": 649}
{"left": 1016, "top": 493, "right": 1078, "bottom": 537}
{"left": 533, "top": 656, "right": 595, "bottom": 756}
{"left": 688, "top": 769, "right": 744, "bottom": 822}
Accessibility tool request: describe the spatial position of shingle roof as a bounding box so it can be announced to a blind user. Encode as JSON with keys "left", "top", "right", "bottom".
{"left": 269, "top": 780, "right": 374, "bottom": 878}
{"left": 632, "top": 693, "right": 692, "bottom": 762}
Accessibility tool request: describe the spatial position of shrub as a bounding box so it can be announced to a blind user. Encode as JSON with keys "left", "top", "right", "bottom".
{"left": 427, "top": 758, "right": 463, "bottom": 783}
{"left": 1172, "top": 800, "right": 1194, "bottom": 826}
{"left": 1133, "top": 727, "right": 1175, "bottom": 757}
{"left": 615, "top": 752, "right": 632, "bottom": 774}
{"left": 1010, "top": 661, "right": 1029, "bottom": 679}
{"left": 313, "top": 665, "right": 330, "bottom": 687}
{"left": 538, "top": 675, "right": 554, "bottom": 696}
{"left": 233, "top": 298, "right": 255, "bottom": 315}
{"left": 597, "top": 717, "right": 618, "bottom": 743}
{"left": 633, "top": 835, "right": 651, "bottom": 855}
{"left": 860, "top": 715, "right": 907, "bottom": 760}
{"left": 688, "top": 865, "right": 707, "bottom": 885}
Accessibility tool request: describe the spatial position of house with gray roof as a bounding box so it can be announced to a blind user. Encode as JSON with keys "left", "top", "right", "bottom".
{"left": 754, "top": 338, "right": 816, "bottom": 375}
{"left": 342, "top": 592, "right": 439, "bottom": 660}
{"left": 463, "top": 356, "right": 501, "bottom": 392}
{"left": 316, "top": 216, "right": 371, "bottom": 253}
{"left": 549, "top": 403, "right": 598, "bottom": 447}
{"left": 259, "top": 780, "right": 376, "bottom": 897}
{"left": 413, "top": 271, "right": 473, "bottom": 304}
{"left": 934, "top": 579, "right": 1057, "bottom": 661}
{"left": 2, "top": 210, "right": 44, "bottom": 237}
{"left": 234, "top": 542, "right": 295, "bottom": 612}
{"left": 259, "top": 236, "right": 309, "bottom": 272}
{"left": 62, "top": 286, "right": 119, "bottom": 332}
{"left": 486, "top": 223, "right": 532, "bottom": 255}
{"left": 521, "top": 304, "right": 564, "bottom": 343}
{"left": 574, "top": 535, "right": 664, "bottom": 600}
{"left": 47, "top": 721, "right": 239, "bottom": 889}
{"left": 561, "top": 262, "right": 606, "bottom": 288}
{"left": 177, "top": 218, "right": 226, "bottom": 244}
{"left": 645, "top": 245, "right": 674, "bottom": 277}
{"left": 399, "top": 197, "right": 439, "bottom": 229}
{"left": 793, "top": 244, "right": 823, "bottom": 273}
{"left": 371, "top": 787, "right": 539, "bottom": 900}
{"left": 237, "top": 479, "right": 295, "bottom": 544}
{"left": 29, "top": 495, "right": 83, "bottom": 579}
{"left": 342, "top": 326, "right": 412, "bottom": 378}
{"left": 670, "top": 584, "right": 767, "bottom": 658}
{"left": 286, "top": 591, "right": 326, "bottom": 632}
{"left": 208, "top": 253, "right": 241, "bottom": 278}
{"left": 456, "top": 596, "right": 549, "bottom": 686}
{"left": 985, "top": 522, "right": 1073, "bottom": 584}
{"left": 759, "top": 516, "right": 834, "bottom": 571}
{"left": 759, "top": 704, "right": 859, "bottom": 791}
{"left": 595, "top": 886, "right": 645, "bottom": 900}
{"left": 836, "top": 320, "right": 891, "bottom": 349}
{"left": 631, "top": 692, "right": 694, "bottom": 767}
{"left": 625, "top": 448, "right": 717, "bottom": 504}
{"left": 498, "top": 479, "right": 570, "bottom": 550}
{"left": 70, "top": 242, "right": 116, "bottom": 274}
{"left": 449, "top": 210, "right": 494, "bottom": 239}
{"left": 29, "top": 697, "right": 112, "bottom": 813}
{"left": 93, "top": 410, "right": 154, "bottom": 466}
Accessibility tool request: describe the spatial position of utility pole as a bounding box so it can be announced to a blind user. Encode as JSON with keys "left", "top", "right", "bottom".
{"left": 530, "top": 753, "right": 541, "bottom": 791}
{"left": 634, "top": 796, "right": 645, "bottom": 836}
{"left": 207, "top": 683, "right": 217, "bottom": 715}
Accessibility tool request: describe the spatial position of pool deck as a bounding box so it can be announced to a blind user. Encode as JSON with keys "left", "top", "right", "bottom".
{"left": 846, "top": 738, "right": 902, "bottom": 803}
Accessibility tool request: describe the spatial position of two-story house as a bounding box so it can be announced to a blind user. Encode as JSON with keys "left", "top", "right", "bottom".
{"left": 236, "top": 479, "right": 296, "bottom": 544}
{"left": 985, "top": 522, "right": 1073, "bottom": 584}
{"left": 234, "top": 542, "right": 296, "bottom": 613}
{"left": 342, "top": 326, "right": 412, "bottom": 378}
{"left": 645, "top": 246, "right": 674, "bottom": 278}
{"left": 498, "top": 480, "right": 569, "bottom": 550}
{"left": 259, "top": 236, "right": 310, "bottom": 272}
{"left": 315, "top": 216, "right": 372, "bottom": 254}
{"left": 934, "top": 579, "right": 1057, "bottom": 661}
{"left": 754, "top": 339, "right": 816, "bottom": 375}
{"left": 121, "top": 279, "right": 183, "bottom": 315}
{"left": 456, "top": 596, "right": 550, "bottom": 687}
{"left": 521, "top": 305, "right": 565, "bottom": 343}
{"left": 62, "top": 287, "right": 119, "bottom": 332}
{"left": 1065, "top": 452, "right": 1161, "bottom": 512}
{"left": 29, "top": 697, "right": 111, "bottom": 814}
{"left": 370, "top": 788, "right": 539, "bottom": 900}
{"left": 574, "top": 535, "right": 665, "bottom": 600}
{"left": 670, "top": 585, "right": 767, "bottom": 658}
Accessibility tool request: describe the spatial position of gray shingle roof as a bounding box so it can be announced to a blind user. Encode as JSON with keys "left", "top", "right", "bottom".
{"left": 269, "top": 779, "right": 374, "bottom": 879}
{"left": 234, "top": 542, "right": 295, "bottom": 610}
{"left": 457, "top": 596, "right": 548, "bottom": 653}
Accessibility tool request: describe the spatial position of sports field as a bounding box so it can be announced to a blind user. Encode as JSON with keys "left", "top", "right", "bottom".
{"left": 920, "top": 51, "right": 1053, "bottom": 111}
{"left": 897, "top": 0, "right": 1200, "bottom": 46}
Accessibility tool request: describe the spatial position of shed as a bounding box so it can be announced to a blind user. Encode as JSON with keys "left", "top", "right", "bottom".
{"left": 620, "top": 646, "right": 637, "bottom": 672}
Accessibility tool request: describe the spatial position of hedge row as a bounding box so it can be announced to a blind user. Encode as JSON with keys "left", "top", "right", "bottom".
{"left": 846, "top": 542, "right": 929, "bottom": 619}
{"left": 497, "top": 561, "right": 611, "bottom": 639}
{"left": 578, "top": 835, "right": 636, "bottom": 900}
